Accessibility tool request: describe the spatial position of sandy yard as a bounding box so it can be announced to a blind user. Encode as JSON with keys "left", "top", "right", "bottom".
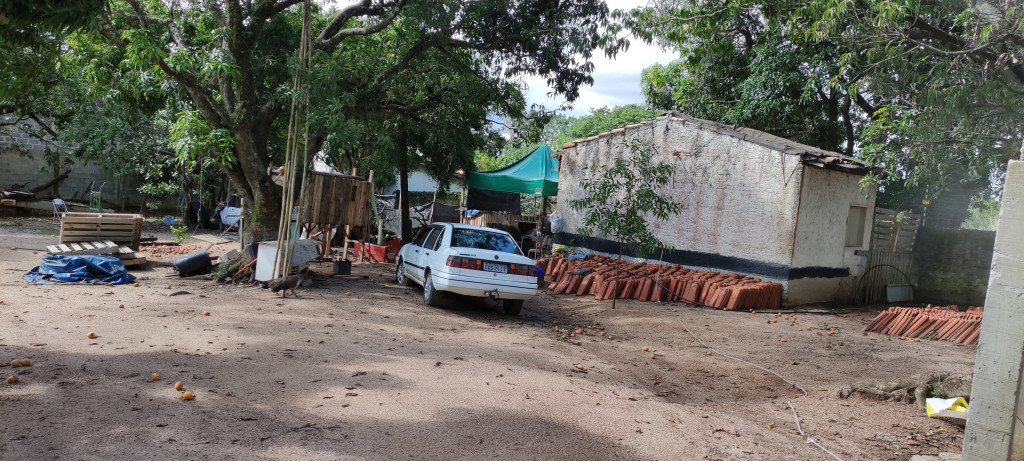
{"left": 0, "top": 217, "right": 975, "bottom": 460}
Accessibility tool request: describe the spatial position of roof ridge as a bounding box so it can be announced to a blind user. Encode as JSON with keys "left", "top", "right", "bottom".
{"left": 560, "top": 111, "right": 869, "bottom": 170}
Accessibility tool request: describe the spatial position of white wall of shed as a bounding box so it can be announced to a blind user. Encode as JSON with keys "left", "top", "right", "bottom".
{"left": 556, "top": 116, "right": 804, "bottom": 276}
{"left": 786, "top": 166, "right": 875, "bottom": 304}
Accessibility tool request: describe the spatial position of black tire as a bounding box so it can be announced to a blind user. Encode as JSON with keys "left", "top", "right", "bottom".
{"left": 423, "top": 271, "right": 442, "bottom": 306}
{"left": 395, "top": 259, "right": 413, "bottom": 286}
{"left": 502, "top": 299, "right": 523, "bottom": 316}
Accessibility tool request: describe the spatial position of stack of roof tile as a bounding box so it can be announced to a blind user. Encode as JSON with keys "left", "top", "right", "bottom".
{"left": 863, "top": 306, "right": 983, "bottom": 345}
{"left": 536, "top": 254, "right": 782, "bottom": 310}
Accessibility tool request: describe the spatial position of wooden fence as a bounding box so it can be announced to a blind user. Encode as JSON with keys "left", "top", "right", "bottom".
{"left": 860, "top": 207, "right": 922, "bottom": 303}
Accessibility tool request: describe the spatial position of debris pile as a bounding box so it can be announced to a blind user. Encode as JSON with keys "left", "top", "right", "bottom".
{"left": 863, "top": 306, "right": 983, "bottom": 345}
{"left": 536, "top": 254, "right": 782, "bottom": 310}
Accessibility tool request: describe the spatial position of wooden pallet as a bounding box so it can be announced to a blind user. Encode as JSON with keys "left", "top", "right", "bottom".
{"left": 46, "top": 239, "right": 148, "bottom": 267}
{"left": 46, "top": 240, "right": 120, "bottom": 255}
{"left": 59, "top": 212, "right": 143, "bottom": 250}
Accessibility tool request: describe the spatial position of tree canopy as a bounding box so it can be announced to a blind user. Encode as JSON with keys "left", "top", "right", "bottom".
{"left": 621, "top": 0, "right": 1024, "bottom": 208}
{"left": 3, "top": 0, "right": 621, "bottom": 240}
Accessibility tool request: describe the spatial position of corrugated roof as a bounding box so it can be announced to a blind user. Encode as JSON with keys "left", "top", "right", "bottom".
{"left": 560, "top": 112, "right": 875, "bottom": 175}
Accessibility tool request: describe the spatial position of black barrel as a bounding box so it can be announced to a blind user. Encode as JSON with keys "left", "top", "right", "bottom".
{"left": 174, "top": 250, "right": 212, "bottom": 277}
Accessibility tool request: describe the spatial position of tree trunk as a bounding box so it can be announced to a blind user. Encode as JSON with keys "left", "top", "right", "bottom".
{"left": 400, "top": 162, "right": 412, "bottom": 244}
{"left": 612, "top": 241, "right": 624, "bottom": 309}
{"left": 228, "top": 129, "right": 281, "bottom": 244}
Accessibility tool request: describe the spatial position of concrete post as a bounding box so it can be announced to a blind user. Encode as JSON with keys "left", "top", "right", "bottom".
{"left": 963, "top": 160, "right": 1024, "bottom": 460}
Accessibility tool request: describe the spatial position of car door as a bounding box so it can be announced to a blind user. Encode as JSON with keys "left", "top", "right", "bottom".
{"left": 420, "top": 225, "right": 447, "bottom": 277}
{"left": 403, "top": 226, "right": 432, "bottom": 282}
{"left": 406, "top": 225, "right": 438, "bottom": 282}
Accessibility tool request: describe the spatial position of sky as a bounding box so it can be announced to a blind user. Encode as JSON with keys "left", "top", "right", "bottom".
{"left": 522, "top": 1, "right": 679, "bottom": 116}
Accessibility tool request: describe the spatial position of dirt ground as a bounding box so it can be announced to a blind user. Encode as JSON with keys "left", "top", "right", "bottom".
{"left": 0, "top": 216, "right": 976, "bottom": 460}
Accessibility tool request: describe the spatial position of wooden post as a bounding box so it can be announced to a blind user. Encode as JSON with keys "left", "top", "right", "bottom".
{"left": 358, "top": 171, "right": 373, "bottom": 263}
{"left": 459, "top": 189, "right": 466, "bottom": 224}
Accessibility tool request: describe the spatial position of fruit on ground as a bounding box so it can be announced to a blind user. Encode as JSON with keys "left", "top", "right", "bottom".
{"left": 7, "top": 376, "right": 18, "bottom": 384}
{"left": 87, "top": 332, "right": 96, "bottom": 339}
{"left": 19, "top": 359, "right": 30, "bottom": 366}
{"left": 174, "top": 381, "right": 183, "bottom": 391}
{"left": 152, "top": 373, "right": 160, "bottom": 381}
{"left": 182, "top": 391, "right": 194, "bottom": 400}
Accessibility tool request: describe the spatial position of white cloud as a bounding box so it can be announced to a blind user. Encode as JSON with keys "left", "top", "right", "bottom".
{"left": 523, "top": 1, "right": 678, "bottom": 116}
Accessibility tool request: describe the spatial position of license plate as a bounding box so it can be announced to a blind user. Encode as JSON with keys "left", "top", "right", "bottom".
{"left": 482, "top": 262, "right": 507, "bottom": 273}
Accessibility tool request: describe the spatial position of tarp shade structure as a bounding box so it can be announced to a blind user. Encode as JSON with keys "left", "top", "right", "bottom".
{"left": 468, "top": 144, "right": 559, "bottom": 196}
{"left": 466, "top": 189, "right": 521, "bottom": 213}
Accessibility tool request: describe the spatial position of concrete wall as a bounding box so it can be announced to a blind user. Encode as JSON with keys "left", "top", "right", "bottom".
{"left": 788, "top": 166, "right": 875, "bottom": 304}
{"left": 1, "top": 122, "right": 144, "bottom": 208}
{"left": 963, "top": 159, "right": 1024, "bottom": 459}
{"left": 913, "top": 227, "right": 995, "bottom": 307}
{"left": 556, "top": 116, "right": 804, "bottom": 284}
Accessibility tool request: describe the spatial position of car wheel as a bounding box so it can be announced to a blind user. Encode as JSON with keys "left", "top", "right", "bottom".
{"left": 502, "top": 299, "right": 523, "bottom": 316}
{"left": 395, "top": 259, "right": 413, "bottom": 286}
{"left": 423, "top": 271, "right": 442, "bottom": 307}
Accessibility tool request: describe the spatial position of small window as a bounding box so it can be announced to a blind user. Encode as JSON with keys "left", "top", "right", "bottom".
{"left": 424, "top": 226, "right": 444, "bottom": 250}
{"left": 846, "top": 206, "right": 867, "bottom": 247}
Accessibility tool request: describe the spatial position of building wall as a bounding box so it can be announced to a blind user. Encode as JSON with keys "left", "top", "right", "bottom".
{"left": 555, "top": 117, "right": 805, "bottom": 283}
{"left": 787, "top": 166, "right": 875, "bottom": 304}
{"left": 913, "top": 227, "right": 995, "bottom": 307}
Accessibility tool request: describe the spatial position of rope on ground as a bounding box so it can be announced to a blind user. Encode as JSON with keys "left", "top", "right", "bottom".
{"left": 588, "top": 257, "right": 844, "bottom": 461}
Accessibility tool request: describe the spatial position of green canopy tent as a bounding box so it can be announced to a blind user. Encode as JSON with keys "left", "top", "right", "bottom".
{"left": 468, "top": 144, "right": 559, "bottom": 197}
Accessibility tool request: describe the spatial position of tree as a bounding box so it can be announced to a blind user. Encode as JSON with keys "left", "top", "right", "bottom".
{"left": 80, "top": 0, "right": 619, "bottom": 242}
{"left": 620, "top": 0, "right": 1024, "bottom": 206}
{"left": 568, "top": 137, "right": 681, "bottom": 307}
{"left": 1, "top": 11, "right": 177, "bottom": 204}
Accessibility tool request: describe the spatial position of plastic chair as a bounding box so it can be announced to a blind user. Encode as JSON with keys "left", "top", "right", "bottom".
{"left": 52, "top": 198, "right": 68, "bottom": 224}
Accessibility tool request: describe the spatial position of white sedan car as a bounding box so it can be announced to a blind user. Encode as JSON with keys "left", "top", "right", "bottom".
{"left": 395, "top": 223, "right": 537, "bottom": 315}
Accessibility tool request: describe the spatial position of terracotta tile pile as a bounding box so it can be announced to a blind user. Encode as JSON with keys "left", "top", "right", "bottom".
{"left": 536, "top": 254, "right": 782, "bottom": 310}
{"left": 863, "top": 305, "right": 984, "bottom": 345}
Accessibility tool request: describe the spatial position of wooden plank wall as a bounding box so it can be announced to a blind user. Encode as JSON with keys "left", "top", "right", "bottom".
{"left": 861, "top": 207, "right": 922, "bottom": 303}
{"left": 301, "top": 172, "right": 372, "bottom": 227}
{"left": 872, "top": 207, "right": 922, "bottom": 253}
{"left": 861, "top": 250, "right": 915, "bottom": 304}
{"left": 59, "top": 212, "right": 143, "bottom": 250}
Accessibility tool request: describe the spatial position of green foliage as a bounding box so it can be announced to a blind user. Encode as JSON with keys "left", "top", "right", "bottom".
{"left": 569, "top": 138, "right": 682, "bottom": 259}
{"left": 170, "top": 225, "right": 188, "bottom": 243}
{"left": 962, "top": 197, "right": 1000, "bottom": 231}
{"left": 621, "top": 0, "right": 1024, "bottom": 203}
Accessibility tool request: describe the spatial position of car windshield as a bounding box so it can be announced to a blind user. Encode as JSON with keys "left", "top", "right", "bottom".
{"left": 451, "top": 228, "right": 522, "bottom": 255}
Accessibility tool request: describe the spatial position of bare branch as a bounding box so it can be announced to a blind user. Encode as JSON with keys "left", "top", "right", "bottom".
{"left": 314, "top": 0, "right": 408, "bottom": 50}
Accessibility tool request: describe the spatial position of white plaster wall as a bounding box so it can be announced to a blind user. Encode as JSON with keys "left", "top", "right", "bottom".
{"left": 557, "top": 117, "right": 804, "bottom": 272}
{"left": 786, "top": 166, "right": 875, "bottom": 304}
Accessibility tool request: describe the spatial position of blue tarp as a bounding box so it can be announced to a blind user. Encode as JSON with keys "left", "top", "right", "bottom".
{"left": 23, "top": 254, "right": 136, "bottom": 285}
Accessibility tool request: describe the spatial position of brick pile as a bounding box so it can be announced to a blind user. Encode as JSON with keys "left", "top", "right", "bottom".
{"left": 863, "top": 306, "right": 983, "bottom": 345}
{"left": 536, "top": 254, "right": 782, "bottom": 310}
